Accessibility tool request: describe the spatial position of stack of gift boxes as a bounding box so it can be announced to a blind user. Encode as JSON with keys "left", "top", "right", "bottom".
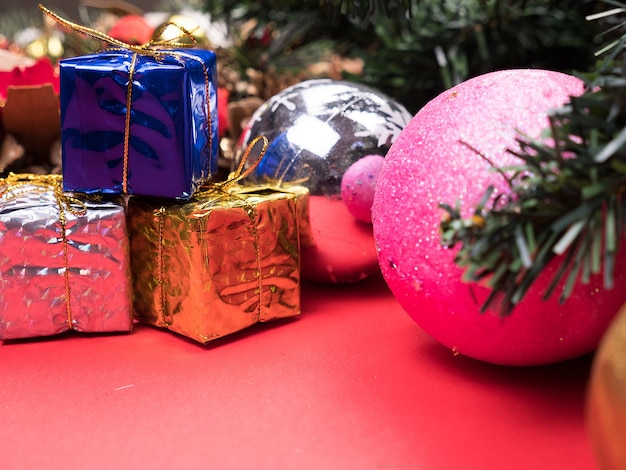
{"left": 0, "top": 37, "right": 309, "bottom": 344}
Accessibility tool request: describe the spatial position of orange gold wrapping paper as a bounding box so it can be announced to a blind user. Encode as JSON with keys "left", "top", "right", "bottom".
{"left": 127, "top": 184, "right": 308, "bottom": 343}
{"left": 0, "top": 174, "right": 133, "bottom": 340}
{"left": 587, "top": 303, "right": 626, "bottom": 470}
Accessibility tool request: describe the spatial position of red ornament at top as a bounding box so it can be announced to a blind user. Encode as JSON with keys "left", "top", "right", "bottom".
{"left": 107, "top": 15, "right": 154, "bottom": 46}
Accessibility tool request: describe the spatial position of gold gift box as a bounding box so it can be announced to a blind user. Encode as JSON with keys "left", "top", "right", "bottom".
{"left": 127, "top": 184, "right": 308, "bottom": 343}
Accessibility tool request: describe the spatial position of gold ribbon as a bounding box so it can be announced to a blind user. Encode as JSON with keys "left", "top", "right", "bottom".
{"left": 196, "top": 135, "right": 269, "bottom": 202}
{"left": 1, "top": 173, "right": 87, "bottom": 329}
{"left": 152, "top": 136, "right": 269, "bottom": 322}
{"left": 39, "top": 4, "right": 213, "bottom": 194}
{"left": 38, "top": 4, "right": 199, "bottom": 56}
{"left": 154, "top": 206, "right": 170, "bottom": 324}
{"left": 197, "top": 135, "right": 269, "bottom": 321}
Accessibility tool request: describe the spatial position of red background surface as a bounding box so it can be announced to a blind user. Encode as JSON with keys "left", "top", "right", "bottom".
{"left": 0, "top": 273, "right": 597, "bottom": 469}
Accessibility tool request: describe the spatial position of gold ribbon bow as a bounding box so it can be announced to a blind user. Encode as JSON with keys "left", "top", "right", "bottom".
{"left": 1, "top": 173, "right": 87, "bottom": 329}
{"left": 38, "top": 4, "right": 198, "bottom": 57}
{"left": 39, "top": 4, "right": 213, "bottom": 194}
{"left": 196, "top": 135, "right": 269, "bottom": 200}
{"left": 153, "top": 136, "right": 269, "bottom": 323}
{"left": 0, "top": 173, "right": 87, "bottom": 217}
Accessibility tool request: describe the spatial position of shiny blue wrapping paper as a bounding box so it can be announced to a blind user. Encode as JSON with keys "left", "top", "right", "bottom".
{"left": 59, "top": 49, "right": 218, "bottom": 199}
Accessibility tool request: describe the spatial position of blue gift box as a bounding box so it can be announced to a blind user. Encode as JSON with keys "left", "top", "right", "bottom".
{"left": 59, "top": 49, "right": 218, "bottom": 199}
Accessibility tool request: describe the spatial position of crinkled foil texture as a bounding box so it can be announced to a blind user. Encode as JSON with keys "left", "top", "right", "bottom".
{"left": 0, "top": 188, "right": 133, "bottom": 339}
{"left": 59, "top": 49, "right": 219, "bottom": 199}
{"left": 128, "top": 185, "right": 307, "bottom": 343}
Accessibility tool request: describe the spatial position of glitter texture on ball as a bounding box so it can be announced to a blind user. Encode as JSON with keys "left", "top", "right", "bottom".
{"left": 372, "top": 69, "right": 626, "bottom": 366}
{"left": 341, "top": 154, "right": 385, "bottom": 223}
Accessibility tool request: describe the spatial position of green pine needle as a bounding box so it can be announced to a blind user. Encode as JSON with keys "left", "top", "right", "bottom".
{"left": 440, "top": 2, "right": 626, "bottom": 315}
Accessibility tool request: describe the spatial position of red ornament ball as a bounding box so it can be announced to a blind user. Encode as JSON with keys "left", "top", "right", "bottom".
{"left": 372, "top": 69, "right": 626, "bottom": 366}
{"left": 341, "top": 154, "right": 385, "bottom": 223}
{"left": 108, "top": 15, "right": 154, "bottom": 46}
{"left": 217, "top": 87, "right": 230, "bottom": 138}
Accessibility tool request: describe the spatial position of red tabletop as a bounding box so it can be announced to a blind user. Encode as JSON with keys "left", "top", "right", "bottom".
{"left": 0, "top": 273, "right": 597, "bottom": 469}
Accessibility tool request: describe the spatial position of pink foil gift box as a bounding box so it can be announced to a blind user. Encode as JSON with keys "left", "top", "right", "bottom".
{"left": 0, "top": 174, "right": 133, "bottom": 340}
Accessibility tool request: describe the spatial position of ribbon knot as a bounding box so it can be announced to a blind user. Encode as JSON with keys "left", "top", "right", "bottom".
{"left": 151, "top": 136, "right": 269, "bottom": 323}
{"left": 197, "top": 135, "right": 269, "bottom": 199}
{"left": 1, "top": 172, "right": 87, "bottom": 216}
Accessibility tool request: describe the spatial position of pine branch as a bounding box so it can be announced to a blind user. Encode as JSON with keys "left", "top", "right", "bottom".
{"left": 204, "top": 0, "right": 413, "bottom": 26}
{"left": 440, "top": 3, "right": 626, "bottom": 315}
{"left": 205, "top": 0, "right": 603, "bottom": 112}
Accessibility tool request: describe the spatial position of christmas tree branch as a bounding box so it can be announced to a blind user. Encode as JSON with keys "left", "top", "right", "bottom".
{"left": 440, "top": 3, "right": 626, "bottom": 315}
{"left": 202, "top": 0, "right": 602, "bottom": 112}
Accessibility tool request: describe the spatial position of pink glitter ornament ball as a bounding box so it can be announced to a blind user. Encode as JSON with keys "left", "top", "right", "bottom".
{"left": 341, "top": 155, "right": 385, "bottom": 223}
{"left": 372, "top": 69, "right": 626, "bottom": 366}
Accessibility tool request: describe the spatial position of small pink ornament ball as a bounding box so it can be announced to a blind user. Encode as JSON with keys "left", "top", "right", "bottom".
{"left": 341, "top": 155, "right": 385, "bottom": 223}
{"left": 372, "top": 69, "right": 626, "bottom": 366}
